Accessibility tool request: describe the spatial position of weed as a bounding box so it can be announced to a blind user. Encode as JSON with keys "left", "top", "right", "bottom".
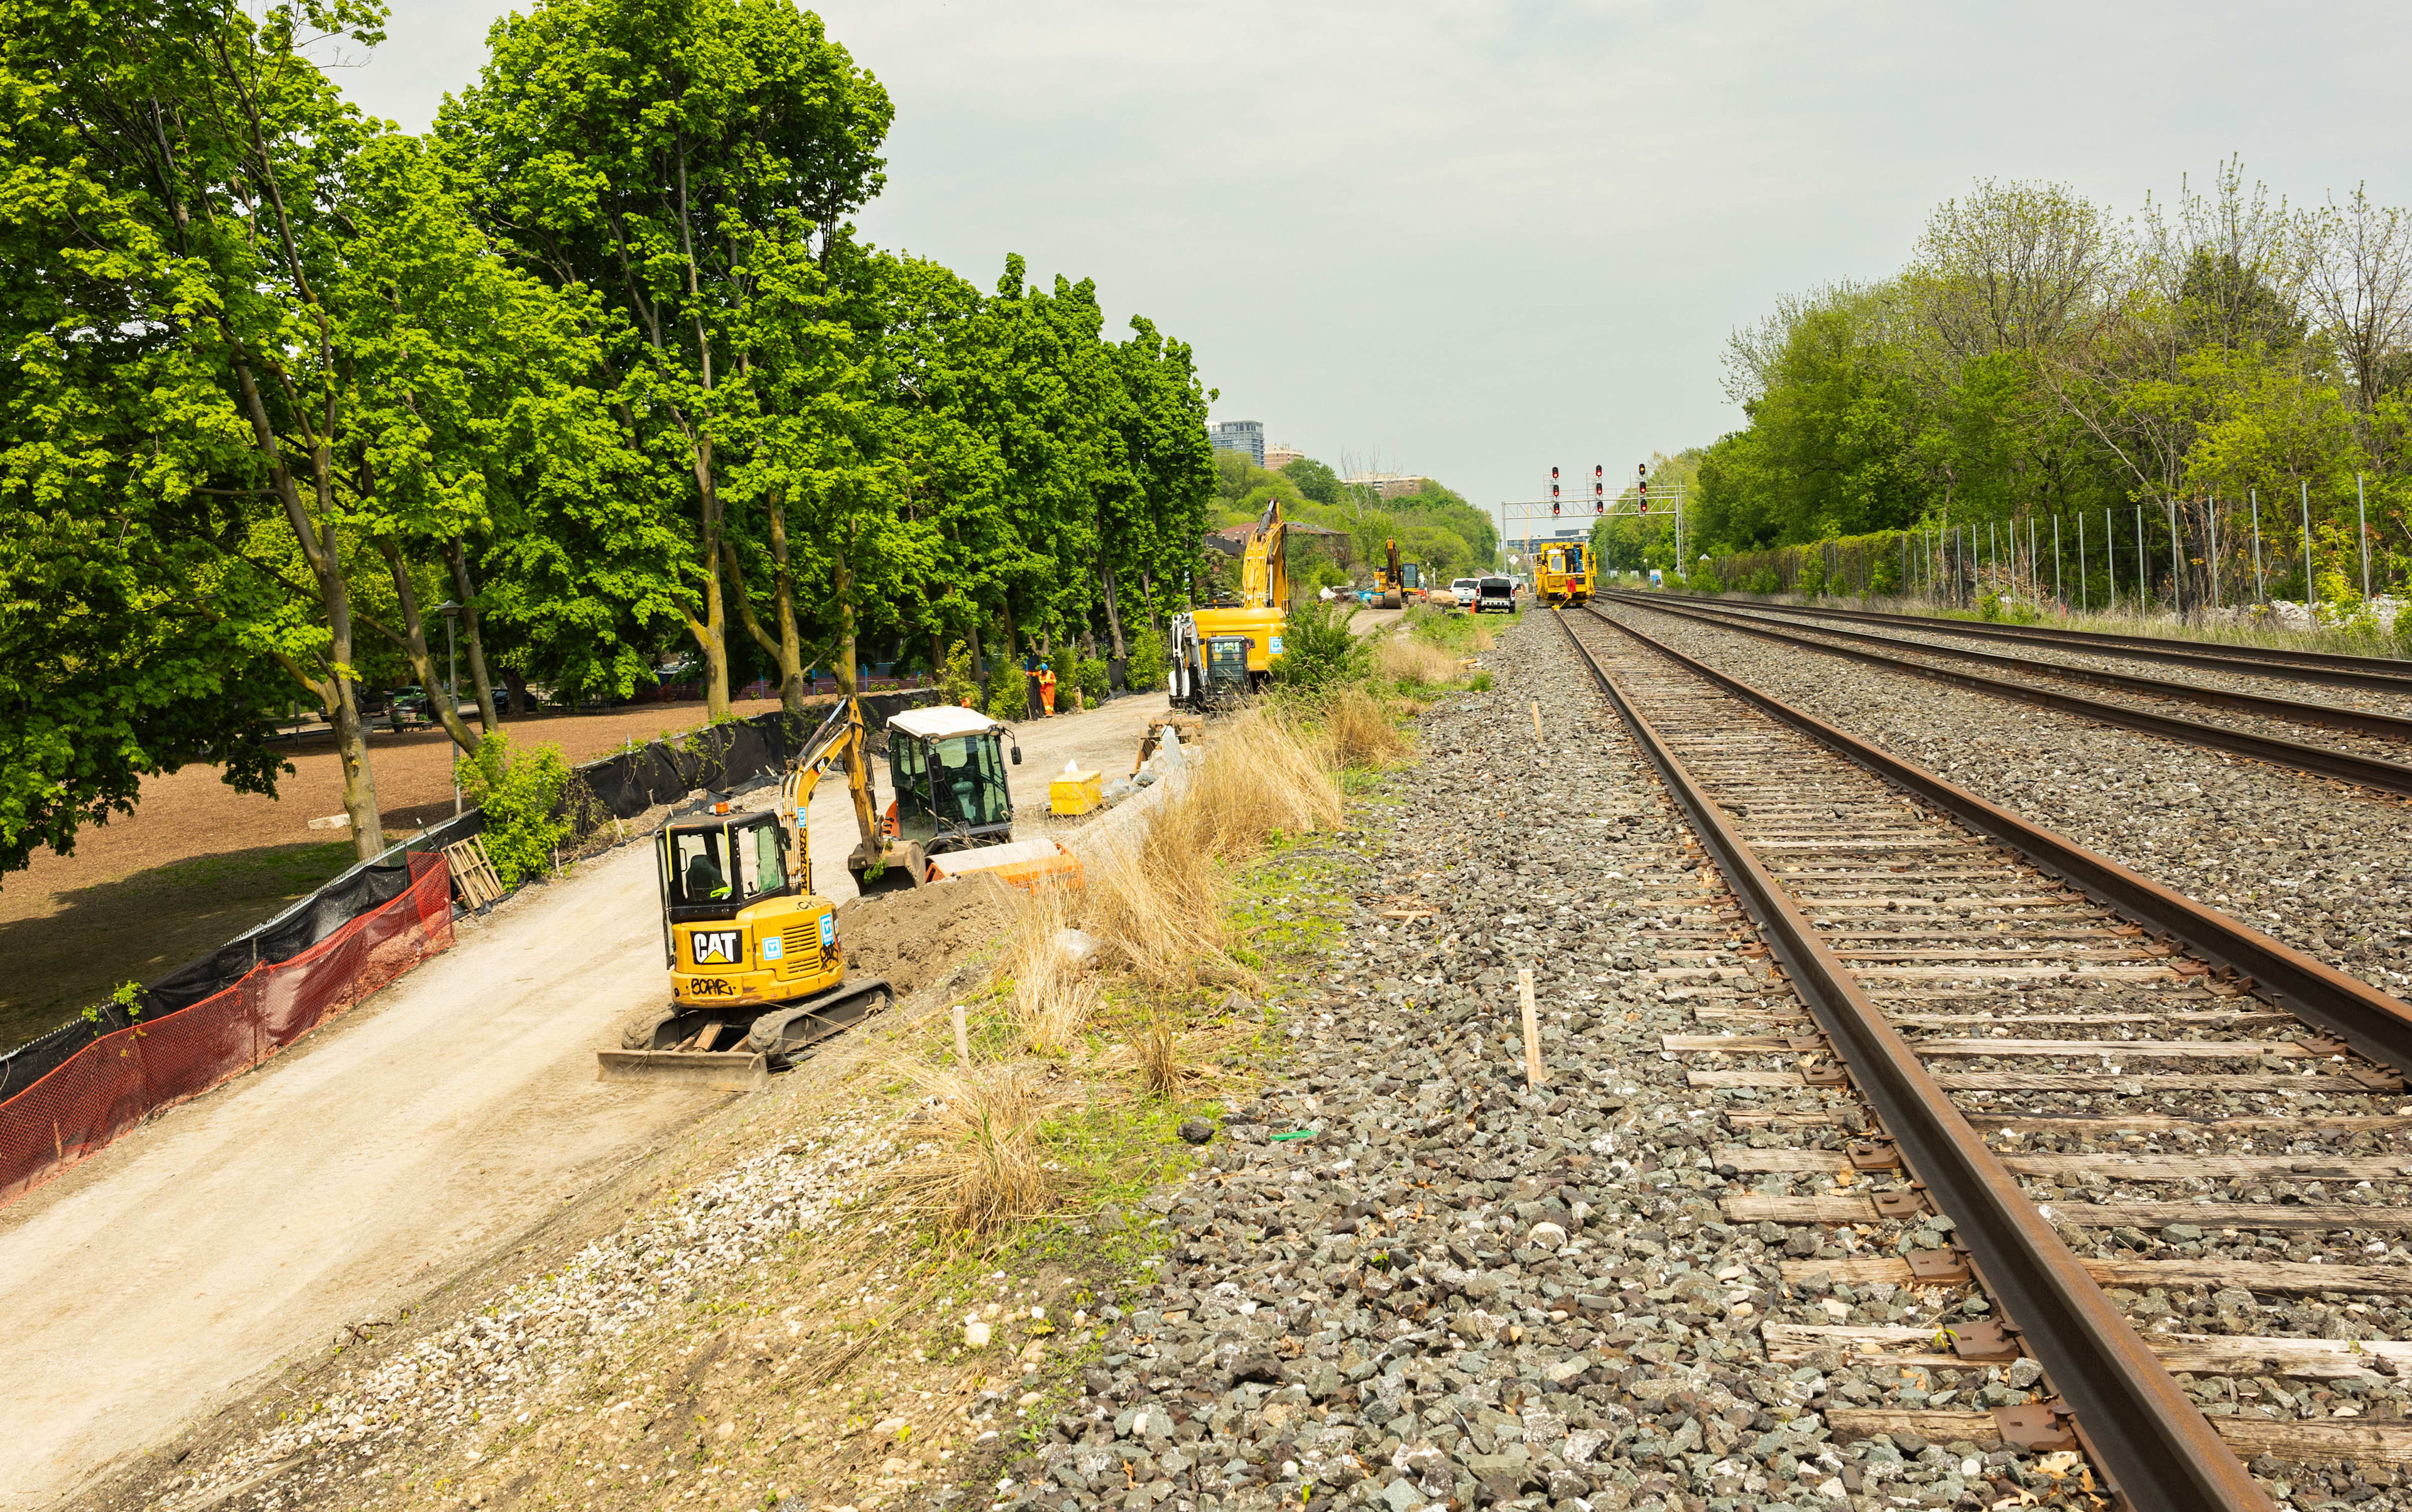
{"left": 891, "top": 1064, "right": 1068, "bottom": 1237}
{"left": 997, "top": 892, "right": 1099, "bottom": 1055}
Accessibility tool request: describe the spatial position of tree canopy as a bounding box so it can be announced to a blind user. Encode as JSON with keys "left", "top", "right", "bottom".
{"left": 1688, "top": 165, "right": 2412, "bottom": 605}
{"left": 0, "top": 0, "right": 1220, "bottom": 876}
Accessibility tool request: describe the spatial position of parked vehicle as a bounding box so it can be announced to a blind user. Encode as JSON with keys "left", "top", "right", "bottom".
{"left": 1474, "top": 577, "right": 1516, "bottom": 614}
{"left": 1449, "top": 577, "right": 1479, "bottom": 609}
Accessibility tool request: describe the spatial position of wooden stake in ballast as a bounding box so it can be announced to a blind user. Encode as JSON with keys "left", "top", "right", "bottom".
{"left": 1518, "top": 968, "right": 1546, "bottom": 1087}
{"left": 952, "top": 1003, "right": 972, "bottom": 1069}
{"left": 1531, "top": 701, "right": 1545, "bottom": 742}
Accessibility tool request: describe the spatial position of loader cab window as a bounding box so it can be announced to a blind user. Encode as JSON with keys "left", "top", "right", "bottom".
{"left": 891, "top": 733, "right": 1012, "bottom": 841}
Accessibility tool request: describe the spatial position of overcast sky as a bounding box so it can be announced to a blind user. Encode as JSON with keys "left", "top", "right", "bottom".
{"left": 345, "top": 1, "right": 2412, "bottom": 522}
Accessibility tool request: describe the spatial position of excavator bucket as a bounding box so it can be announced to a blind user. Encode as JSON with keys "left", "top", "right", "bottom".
{"left": 924, "top": 838, "right": 1084, "bottom": 893}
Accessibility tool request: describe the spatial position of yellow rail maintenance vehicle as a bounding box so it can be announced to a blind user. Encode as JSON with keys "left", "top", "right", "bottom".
{"left": 1535, "top": 540, "right": 1593, "bottom": 607}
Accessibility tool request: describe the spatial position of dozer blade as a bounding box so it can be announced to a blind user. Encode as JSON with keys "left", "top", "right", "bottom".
{"left": 595, "top": 1048, "right": 770, "bottom": 1092}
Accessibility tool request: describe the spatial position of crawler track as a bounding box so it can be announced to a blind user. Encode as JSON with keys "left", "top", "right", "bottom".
{"left": 1596, "top": 590, "right": 2412, "bottom": 800}
{"left": 1554, "top": 606, "right": 2412, "bottom": 1512}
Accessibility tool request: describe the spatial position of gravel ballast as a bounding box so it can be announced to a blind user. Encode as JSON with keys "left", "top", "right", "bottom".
{"left": 999, "top": 615, "right": 2094, "bottom": 1512}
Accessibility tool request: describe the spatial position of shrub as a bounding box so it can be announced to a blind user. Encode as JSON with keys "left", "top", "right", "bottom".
{"left": 457, "top": 729, "right": 572, "bottom": 887}
{"left": 1798, "top": 554, "right": 1827, "bottom": 598}
{"left": 1125, "top": 624, "right": 1168, "bottom": 693}
{"left": 1073, "top": 656, "right": 1109, "bottom": 705}
{"left": 1271, "top": 600, "right": 1368, "bottom": 690}
{"left": 937, "top": 641, "right": 980, "bottom": 707}
{"left": 1744, "top": 567, "right": 1783, "bottom": 596}
{"left": 984, "top": 658, "right": 1024, "bottom": 723}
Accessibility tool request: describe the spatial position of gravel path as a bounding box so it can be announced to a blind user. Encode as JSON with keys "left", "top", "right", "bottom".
{"left": 997, "top": 616, "right": 2090, "bottom": 1512}
{"left": 1601, "top": 601, "right": 2412, "bottom": 1005}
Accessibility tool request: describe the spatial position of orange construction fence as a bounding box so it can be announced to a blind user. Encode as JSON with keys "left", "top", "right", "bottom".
{"left": 0, "top": 853, "right": 454, "bottom": 1208}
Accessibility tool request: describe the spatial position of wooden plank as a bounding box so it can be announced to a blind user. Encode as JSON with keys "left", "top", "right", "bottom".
{"left": 1967, "top": 1115, "right": 2412, "bottom": 1136}
{"left": 1825, "top": 1408, "right": 2412, "bottom": 1467}
{"left": 2007, "top": 1152, "right": 2411, "bottom": 1182}
{"left": 1782, "top": 1256, "right": 2412, "bottom": 1295}
{"left": 2045, "top": 1200, "right": 2412, "bottom": 1232}
{"left": 1713, "top": 1146, "right": 2412, "bottom": 1182}
{"left": 1762, "top": 1322, "right": 1969, "bottom": 1369}
{"left": 1688, "top": 1070, "right": 1807, "bottom": 1088}
{"left": 1887, "top": 1013, "right": 2295, "bottom": 1029}
{"left": 1693, "top": 1070, "right": 2386, "bottom": 1092}
{"left": 1909, "top": 1038, "right": 2309, "bottom": 1059}
{"left": 1663, "top": 1035, "right": 1791, "bottom": 1053}
{"left": 1719, "top": 1195, "right": 1879, "bottom": 1223}
{"left": 1725, "top": 1109, "right": 1840, "bottom": 1126}
{"left": 1842, "top": 964, "right": 2187, "bottom": 981}
{"left": 1938, "top": 1073, "right": 2381, "bottom": 1092}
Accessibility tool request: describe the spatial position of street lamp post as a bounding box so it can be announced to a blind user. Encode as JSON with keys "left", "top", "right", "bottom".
{"left": 437, "top": 600, "right": 461, "bottom": 818}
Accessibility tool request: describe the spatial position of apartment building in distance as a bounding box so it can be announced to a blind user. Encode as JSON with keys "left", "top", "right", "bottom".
{"left": 1263, "top": 442, "right": 1305, "bottom": 470}
{"left": 1207, "top": 420, "right": 1264, "bottom": 467}
{"left": 1344, "top": 471, "right": 1430, "bottom": 499}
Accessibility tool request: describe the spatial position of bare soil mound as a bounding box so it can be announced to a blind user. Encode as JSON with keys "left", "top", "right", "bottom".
{"left": 836, "top": 874, "right": 1014, "bottom": 999}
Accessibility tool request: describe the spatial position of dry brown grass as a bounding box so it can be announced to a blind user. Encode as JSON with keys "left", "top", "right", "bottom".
{"left": 1376, "top": 634, "right": 1461, "bottom": 685}
{"left": 1325, "top": 685, "right": 1410, "bottom": 768}
{"left": 997, "top": 891, "right": 1099, "bottom": 1054}
{"left": 889, "top": 1063, "right": 1069, "bottom": 1237}
{"left": 1073, "top": 710, "right": 1339, "bottom": 984}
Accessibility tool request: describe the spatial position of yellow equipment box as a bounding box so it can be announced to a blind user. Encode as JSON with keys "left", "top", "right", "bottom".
{"left": 1050, "top": 768, "right": 1104, "bottom": 816}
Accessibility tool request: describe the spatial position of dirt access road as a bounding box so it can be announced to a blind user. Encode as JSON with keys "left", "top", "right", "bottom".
{"left": 0, "top": 690, "right": 1178, "bottom": 1511}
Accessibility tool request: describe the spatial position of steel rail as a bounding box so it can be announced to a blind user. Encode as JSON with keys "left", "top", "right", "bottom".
{"left": 1548, "top": 608, "right": 2274, "bottom": 1512}
{"left": 1597, "top": 589, "right": 2412, "bottom": 800}
{"left": 1675, "top": 593, "right": 2412, "bottom": 693}
{"left": 1600, "top": 590, "right": 2412, "bottom": 743}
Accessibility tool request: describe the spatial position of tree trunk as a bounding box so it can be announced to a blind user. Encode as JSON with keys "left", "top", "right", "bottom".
{"left": 687, "top": 434, "right": 732, "bottom": 719}
{"left": 446, "top": 537, "right": 501, "bottom": 732}
{"left": 226, "top": 348, "right": 384, "bottom": 862}
{"left": 769, "top": 501, "right": 805, "bottom": 714}
{"left": 1099, "top": 562, "right": 1126, "bottom": 656}
{"left": 381, "top": 540, "right": 485, "bottom": 758}
{"left": 967, "top": 618, "right": 984, "bottom": 682}
{"left": 834, "top": 546, "right": 858, "bottom": 697}
{"left": 501, "top": 667, "right": 531, "bottom": 715}
{"left": 722, "top": 532, "right": 805, "bottom": 716}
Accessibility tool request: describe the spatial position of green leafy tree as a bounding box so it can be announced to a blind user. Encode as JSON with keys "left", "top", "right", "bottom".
{"left": 438, "top": 0, "right": 894, "bottom": 720}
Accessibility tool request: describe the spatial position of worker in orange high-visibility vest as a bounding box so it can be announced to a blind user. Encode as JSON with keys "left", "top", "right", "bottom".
{"left": 1037, "top": 663, "right": 1058, "bottom": 716}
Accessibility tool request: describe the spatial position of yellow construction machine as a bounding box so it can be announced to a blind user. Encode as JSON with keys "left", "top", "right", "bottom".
{"left": 600, "top": 696, "right": 1078, "bottom": 1090}
{"left": 1170, "top": 499, "right": 1288, "bottom": 710}
{"left": 1374, "top": 538, "right": 1421, "bottom": 609}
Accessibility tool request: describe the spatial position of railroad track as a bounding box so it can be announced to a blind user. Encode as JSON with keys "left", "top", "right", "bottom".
{"left": 1671, "top": 593, "right": 2412, "bottom": 697}
{"left": 1594, "top": 590, "right": 2412, "bottom": 800}
{"left": 1553, "top": 605, "right": 2412, "bottom": 1512}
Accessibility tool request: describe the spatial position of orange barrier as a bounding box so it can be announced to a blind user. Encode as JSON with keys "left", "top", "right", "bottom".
{"left": 0, "top": 854, "right": 454, "bottom": 1208}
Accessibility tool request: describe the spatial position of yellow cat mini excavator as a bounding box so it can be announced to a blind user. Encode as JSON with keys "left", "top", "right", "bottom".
{"left": 599, "top": 695, "right": 1078, "bottom": 1091}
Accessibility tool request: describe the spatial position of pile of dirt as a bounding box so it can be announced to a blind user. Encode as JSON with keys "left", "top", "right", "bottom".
{"left": 836, "top": 874, "right": 1016, "bottom": 999}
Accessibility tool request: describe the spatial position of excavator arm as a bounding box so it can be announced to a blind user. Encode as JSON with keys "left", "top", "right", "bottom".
{"left": 776, "top": 696, "right": 891, "bottom": 894}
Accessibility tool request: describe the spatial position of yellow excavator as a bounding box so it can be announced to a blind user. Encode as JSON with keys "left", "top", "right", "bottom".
{"left": 599, "top": 695, "right": 1078, "bottom": 1090}
{"left": 1374, "top": 538, "right": 1421, "bottom": 610}
{"left": 1171, "top": 499, "right": 1288, "bottom": 709}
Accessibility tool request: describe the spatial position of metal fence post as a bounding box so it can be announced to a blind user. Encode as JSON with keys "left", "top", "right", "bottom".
{"left": 2302, "top": 479, "right": 2313, "bottom": 609}
{"left": 2251, "top": 488, "right": 2264, "bottom": 605}
{"left": 2359, "top": 472, "right": 2371, "bottom": 604}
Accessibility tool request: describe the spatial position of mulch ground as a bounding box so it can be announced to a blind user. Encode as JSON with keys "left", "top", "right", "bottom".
{"left": 0, "top": 697, "right": 780, "bottom": 1048}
